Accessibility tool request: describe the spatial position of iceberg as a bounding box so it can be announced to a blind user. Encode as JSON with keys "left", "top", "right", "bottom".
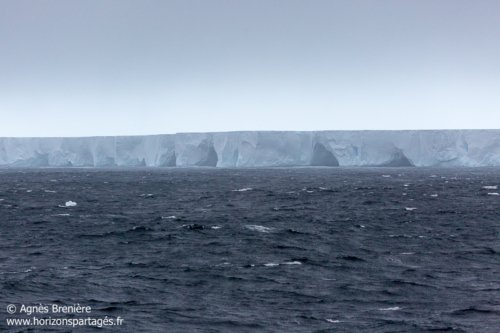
{"left": 0, "top": 130, "right": 500, "bottom": 167}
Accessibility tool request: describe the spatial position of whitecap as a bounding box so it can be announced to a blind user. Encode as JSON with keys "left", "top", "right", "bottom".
{"left": 378, "top": 306, "right": 402, "bottom": 311}
{"left": 483, "top": 185, "right": 498, "bottom": 190}
{"left": 326, "top": 319, "right": 341, "bottom": 323}
{"left": 245, "top": 225, "right": 274, "bottom": 233}
{"left": 211, "top": 225, "right": 222, "bottom": 229}
{"left": 487, "top": 192, "right": 499, "bottom": 196}
{"left": 264, "top": 263, "right": 279, "bottom": 267}
{"left": 430, "top": 194, "right": 438, "bottom": 197}
{"left": 382, "top": 175, "right": 391, "bottom": 178}
{"left": 26, "top": 190, "right": 32, "bottom": 193}
{"left": 60, "top": 201, "right": 77, "bottom": 207}
{"left": 282, "top": 261, "right": 302, "bottom": 265}
{"left": 405, "top": 207, "right": 417, "bottom": 211}
{"left": 161, "top": 215, "right": 177, "bottom": 219}
{"left": 44, "top": 190, "right": 56, "bottom": 193}
{"left": 55, "top": 213, "right": 70, "bottom": 217}
{"left": 232, "top": 188, "right": 253, "bottom": 192}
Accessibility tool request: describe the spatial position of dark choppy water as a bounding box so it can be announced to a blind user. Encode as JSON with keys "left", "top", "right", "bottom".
{"left": 0, "top": 168, "right": 499, "bottom": 332}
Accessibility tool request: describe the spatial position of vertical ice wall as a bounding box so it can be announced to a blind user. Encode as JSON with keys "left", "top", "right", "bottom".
{"left": 0, "top": 130, "right": 499, "bottom": 167}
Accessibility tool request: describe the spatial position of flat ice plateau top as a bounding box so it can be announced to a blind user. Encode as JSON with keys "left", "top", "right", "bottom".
{"left": 1, "top": 130, "right": 500, "bottom": 167}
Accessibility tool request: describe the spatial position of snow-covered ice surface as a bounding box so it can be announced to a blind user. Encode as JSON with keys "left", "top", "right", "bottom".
{"left": 1, "top": 130, "right": 500, "bottom": 167}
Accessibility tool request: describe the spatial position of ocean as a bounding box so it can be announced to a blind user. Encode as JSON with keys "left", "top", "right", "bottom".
{"left": 0, "top": 168, "right": 499, "bottom": 332}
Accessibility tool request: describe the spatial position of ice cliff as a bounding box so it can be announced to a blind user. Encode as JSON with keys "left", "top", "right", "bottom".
{"left": 1, "top": 130, "right": 500, "bottom": 167}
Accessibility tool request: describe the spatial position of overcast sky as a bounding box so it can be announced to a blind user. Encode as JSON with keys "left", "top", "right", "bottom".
{"left": 1, "top": 0, "right": 499, "bottom": 137}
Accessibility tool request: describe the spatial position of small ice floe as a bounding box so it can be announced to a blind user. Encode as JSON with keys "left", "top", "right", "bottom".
{"left": 161, "top": 215, "right": 177, "bottom": 220}
{"left": 245, "top": 225, "right": 274, "bottom": 233}
{"left": 326, "top": 319, "right": 341, "bottom": 323}
{"left": 482, "top": 185, "right": 498, "bottom": 190}
{"left": 430, "top": 194, "right": 439, "bottom": 197}
{"left": 378, "top": 306, "right": 402, "bottom": 311}
{"left": 405, "top": 207, "right": 417, "bottom": 211}
{"left": 44, "top": 190, "right": 56, "bottom": 193}
{"left": 60, "top": 201, "right": 77, "bottom": 207}
{"left": 487, "top": 193, "right": 499, "bottom": 196}
{"left": 264, "top": 263, "right": 280, "bottom": 267}
{"left": 211, "top": 225, "right": 222, "bottom": 230}
{"left": 232, "top": 188, "right": 253, "bottom": 192}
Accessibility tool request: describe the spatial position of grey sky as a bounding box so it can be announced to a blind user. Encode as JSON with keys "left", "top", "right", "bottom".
{"left": 1, "top": 0, "right": 499, "bottom": 137}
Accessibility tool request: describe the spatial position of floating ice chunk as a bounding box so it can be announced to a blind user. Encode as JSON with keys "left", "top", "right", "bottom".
{"left": 245, "top": 225, "right": 274, "bottom": 233}
{"left": 483, "top": 186, "right": 498, "bottom": 190}
{"left": 62, "top": 201, "right": 77, "bottom": 207}
{"left": 232, "top": 188, "right": 253, "bottom": 192}
{"left": 405, "top": 207, "right": 417, "bottom": 211}
{"left": 487, "top": 192, "right": 499, "bottom": 196}
{"left": 378, "top": 306, "right": 402, "bottom": 311}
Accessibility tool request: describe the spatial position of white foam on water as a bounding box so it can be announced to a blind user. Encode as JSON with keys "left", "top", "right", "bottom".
{"left": 483, "top": 185, "right": 498, "bottom": 190}
{"left": 430, "top": 194, "right": 438, "bottom": 197}
{"left": 325, "top": 319, "right": 341, "bottom": 323}
{"left": 44, "top": 190, "right": 56, "bottom": 193}
{"left": 61, "top": 201, "right": 77, "bottom": 207}
{"left": 26, "top": 190, "right": 32, "bottom": 193}
{"left": 382, "top": 175, "right": 391, "bottom": 178}
{"left": 232, "top": 188, "right": 253, "bottom": 192}
{"left": 211, "top": 225, "right": 222, "bottom": 229}
{"left": 282, "top": 261, "right": 302, "bottom": 265}
{"left": 55, "top": 213, "right": 71, "bottom": 217}
{"left": 161, "top": 215, "right": 177, "bottom": 219}
{"left": 264, "top": 263, "right": 279, "bottom": 267}
{"left": 487, "top": 192, "right": 499, "bottom": 196}
{"left": 405, "top": 207, "right": 417, "bottom": 211}
{"left": 378, "top": 306, "right": 402, "bottom": 311}
{"left": 245, "top": 225, "right": 274, "bottom": 233}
